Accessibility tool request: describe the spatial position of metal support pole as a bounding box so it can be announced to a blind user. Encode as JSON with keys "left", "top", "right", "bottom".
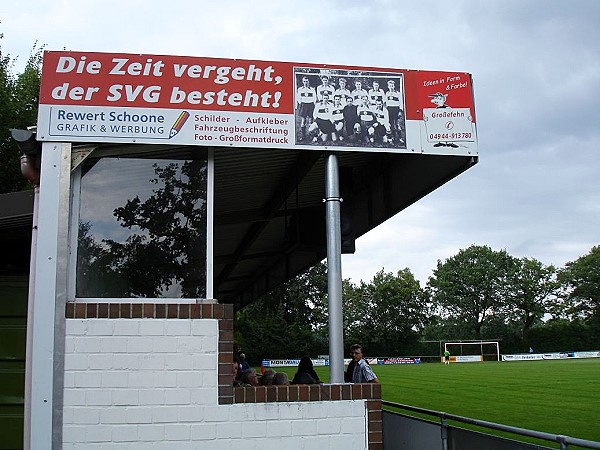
{"left": 325, "top": 153, "right": 344, "bottom": 384}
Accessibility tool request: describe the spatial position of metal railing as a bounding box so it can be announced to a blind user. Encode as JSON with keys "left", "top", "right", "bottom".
{"left": 382, "top": 400, "right": 600, "bottom": 450}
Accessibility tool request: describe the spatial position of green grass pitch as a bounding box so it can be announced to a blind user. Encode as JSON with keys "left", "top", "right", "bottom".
{"left": 275, "top": 358, "right": 600, "bottom": 443}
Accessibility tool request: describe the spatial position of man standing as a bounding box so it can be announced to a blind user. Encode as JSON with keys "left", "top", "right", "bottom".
{"left": 385, "top": 79, "right": 403, "bottom": 142}
{"left": 444, "top": 350, "right": 451, "bottom": 364}
{"left": 349, "top": 344, "right": 379, "bottom": 383}
{"left": 334, "top": 77, "right": 351, "bottom": 100}
{"left": 368, "top": 80, "right": 385, "bottom": 106}
{"left": 296, "top": 76, "right": 316, "bottom": 141}
{"left": 350, "top": 80, "right": 368, "bottom": 106}
{"left": 316, "top": 75, "right": 335, "bottom": 101}
{"left": 307, "top": 91, "right": 335, "bottom": 143}
{"left": 343, "top": 95, "right": 360, "bottom": 142}
{"left": 357, "top": 95, "right": 376, "bottom": 143}
{"left": 331, "top": 95, "right": 345, "bottom": 142}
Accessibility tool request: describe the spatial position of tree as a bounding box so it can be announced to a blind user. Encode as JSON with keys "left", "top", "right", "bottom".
{"left": 528, "top": 318, "right": 595, "bottom": 352}
{"left": 505, "top": 257, "right": 559, "bottom": 342}
{"left": 343, "top": 268, "right": 427, "bottom": 355}
{"left": 234, "top": 262, "right": 329, "bottom": 362}
{"left": 0, "top": 36, "right": 43, "bottom": 194}
{"left": 558, "top": 245, "right": 600, "bottom": 322}
{"left": 427, "top": 245, "right": 515, "bottom": 339}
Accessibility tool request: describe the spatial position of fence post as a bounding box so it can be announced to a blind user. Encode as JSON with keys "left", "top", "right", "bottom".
{"left": 557, "top": 435, "right": 568, "bottom": 450}
{"left": 441, "top": 413, "right": 449, "bottom": 450}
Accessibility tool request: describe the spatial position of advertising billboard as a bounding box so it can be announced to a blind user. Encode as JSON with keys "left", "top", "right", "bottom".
{"left": 37, "top": 51, "right": 477, "bottom": 155}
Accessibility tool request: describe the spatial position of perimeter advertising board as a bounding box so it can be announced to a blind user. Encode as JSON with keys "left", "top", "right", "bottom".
{"left": 501, "top": 351, "right": 600, "bottom": 361}
{"left": 37, "top": 51, "right": 477, "bottom": 155}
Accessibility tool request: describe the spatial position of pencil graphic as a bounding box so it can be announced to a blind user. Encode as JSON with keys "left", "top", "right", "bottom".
{"left": 170, "top": 111, "right": 190, "bottom": 138}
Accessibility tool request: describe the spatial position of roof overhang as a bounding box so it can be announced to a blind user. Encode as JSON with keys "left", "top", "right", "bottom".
{"left": 0, "top": 147, "right": 476, "bottom": 309}
{"left": 210, "top": 146, "right": 476, "bottom": 309}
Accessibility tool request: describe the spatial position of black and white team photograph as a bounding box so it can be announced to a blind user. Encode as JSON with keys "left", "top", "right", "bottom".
{"left": 293, "top": 68, "right": 407, "bottom": 149}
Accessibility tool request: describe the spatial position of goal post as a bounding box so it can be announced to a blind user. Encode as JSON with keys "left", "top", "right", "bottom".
{"left": 443, "top": 341, "right": 500, "bottom": 363}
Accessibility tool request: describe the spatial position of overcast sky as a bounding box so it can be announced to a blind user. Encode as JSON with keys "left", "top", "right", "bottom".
{"left": 2, "top": 0, "right": 599, "bottom": 285}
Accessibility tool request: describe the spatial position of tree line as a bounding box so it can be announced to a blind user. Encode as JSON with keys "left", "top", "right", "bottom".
{"left": 235, "top": 245, "right": 600, "bottom": 364}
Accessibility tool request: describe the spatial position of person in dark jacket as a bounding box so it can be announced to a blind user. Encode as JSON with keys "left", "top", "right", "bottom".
{"left": 292, "top": 356, "right": 321, "bottom": 384}
{"left": 345, "top": 358, "right": 356, "bottom": 383}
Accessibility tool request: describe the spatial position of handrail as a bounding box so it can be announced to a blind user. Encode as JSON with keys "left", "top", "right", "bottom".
{"left": 382, "top": 400, "right": 600, "bottom": 450}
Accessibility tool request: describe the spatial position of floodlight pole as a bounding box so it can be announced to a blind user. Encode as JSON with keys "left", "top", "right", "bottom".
{"left": 325, "top": 152, "right": 344, "bottom": 384}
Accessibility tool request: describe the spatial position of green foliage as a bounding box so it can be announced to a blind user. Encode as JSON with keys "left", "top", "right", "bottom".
{"left": 344, "top": 268, "right": 427, "bottom": 356}
{"left": 234, "top": 262, "right": 329, "bottom": 364}
{"left": 558, "top": 245, "right": 600, "bottom": 322}
{"left": 528, "top": 318, "right": 598, "bottom": 351}
{"left": 236, "top": 244, "right": 600, "bottom": 361}
{"left": 427, "top": 245, "right": 515, "bottom": 339}
{"left": 0, "top": 36, "right": 43, "bottom": 194}
{"left": 505, "top": 257, "right": 559, "bottom": 341}
{"left": 426, "top": 247, "right": 568, "bottom": 351}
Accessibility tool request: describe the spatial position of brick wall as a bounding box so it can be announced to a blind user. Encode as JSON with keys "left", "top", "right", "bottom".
{"left": 63, "top": 303, "right": 382, "bottom": 449}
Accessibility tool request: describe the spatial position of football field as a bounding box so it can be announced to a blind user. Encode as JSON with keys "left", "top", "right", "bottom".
{"left": 278, "top": 358, "right": 600, "bottom": 442}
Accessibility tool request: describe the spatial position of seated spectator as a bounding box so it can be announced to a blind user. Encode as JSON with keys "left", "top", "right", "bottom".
{"left": 234, "top": 366, "right": 252, "bottom": 387}
{"left": 238, "top": 352, "right": 250, "bottom": 372}
{"left": 261, "top": 369, "right": 276, "bottom": 386}
{"left": 292, "top": 356, "right": 321, "bottom": 384}
{"left": 273, "top": 372, "right": 290, "bottom": 385}
{"left": 240, "top": 368, "right": 259, "bottom": 386}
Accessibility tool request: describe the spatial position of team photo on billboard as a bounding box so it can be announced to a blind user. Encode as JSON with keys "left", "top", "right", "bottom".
{"left": 293, "top": 67, "right": 406, "bottom": 150}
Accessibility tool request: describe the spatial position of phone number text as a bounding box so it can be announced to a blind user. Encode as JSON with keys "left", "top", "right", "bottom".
{"left": 429, "top": 132, "right": 473, "bottom": 140}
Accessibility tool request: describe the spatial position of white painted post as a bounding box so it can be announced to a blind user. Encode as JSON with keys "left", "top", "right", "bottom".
{"left": 29, "top": 142, "right": 71, "bottom": 449}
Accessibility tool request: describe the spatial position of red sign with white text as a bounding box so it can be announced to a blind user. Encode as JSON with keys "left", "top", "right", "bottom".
{"left": 38, "top": 51, "right": 477, "bottom": 156}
